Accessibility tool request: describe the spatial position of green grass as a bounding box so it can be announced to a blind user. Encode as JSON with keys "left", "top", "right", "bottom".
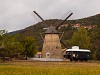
{"left": 0, "top": 61, "right": 100, "bottom": 75}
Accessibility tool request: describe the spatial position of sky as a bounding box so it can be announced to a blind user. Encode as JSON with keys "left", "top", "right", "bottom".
{"left": 0, "top": 0, "right": 100, "bottom": 32}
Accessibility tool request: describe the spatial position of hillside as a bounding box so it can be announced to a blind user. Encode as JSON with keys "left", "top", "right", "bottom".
{"left": 9, "top": 13, "right": 100, "bottom": 50}
{"left": 67, "top": 14, "right": 100, "bottom": 26}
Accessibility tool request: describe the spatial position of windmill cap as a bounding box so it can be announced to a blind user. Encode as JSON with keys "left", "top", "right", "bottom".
{"left": 45, "top": 25, "right": 59, "bottom": 34}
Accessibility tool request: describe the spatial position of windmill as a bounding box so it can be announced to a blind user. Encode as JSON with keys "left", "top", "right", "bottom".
{"left": 33, "top": 11, "right": 73, "bottom": 59}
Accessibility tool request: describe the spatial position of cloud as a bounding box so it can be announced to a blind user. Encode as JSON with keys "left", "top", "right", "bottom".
{"left": 0, "top": 0, "right": 100, "bottom": 32}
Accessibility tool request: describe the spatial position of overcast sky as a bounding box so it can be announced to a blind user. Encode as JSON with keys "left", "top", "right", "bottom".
{"left": 0, "top": 0, "right": 100, "bottom": 32}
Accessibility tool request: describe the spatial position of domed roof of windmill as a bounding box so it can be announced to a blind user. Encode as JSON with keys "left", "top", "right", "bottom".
{"left": 45, "top": 25, "right": 59, "bottom": 34}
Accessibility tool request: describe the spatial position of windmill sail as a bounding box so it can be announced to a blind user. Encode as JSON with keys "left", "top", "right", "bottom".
{"left": 33, "top": 11, "right": 44, "bottom": 21}
{"left": 56, "top": 12, "right": 73, "bottom": 30}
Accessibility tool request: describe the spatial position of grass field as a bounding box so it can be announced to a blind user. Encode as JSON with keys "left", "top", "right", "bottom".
{"left": 0, "top": 61, "right": 100, "bottom": 75}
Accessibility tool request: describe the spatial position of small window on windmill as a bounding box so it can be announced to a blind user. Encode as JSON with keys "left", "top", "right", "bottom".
{"left": 56, "top": 46, "right": 58, "bottom": 49}
{"left": 46, "top": 52, "right": 50, "bottom": 58}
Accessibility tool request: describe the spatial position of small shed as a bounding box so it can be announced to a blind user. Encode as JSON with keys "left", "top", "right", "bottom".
{"left": 35, "top": 52, "right": 42, "bottom": 58}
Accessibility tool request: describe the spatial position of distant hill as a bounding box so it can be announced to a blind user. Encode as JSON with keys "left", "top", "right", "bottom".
{"left": 9, "top": 13, "right": 100, "bottom": 34}
{"left": 67, "top": 14, "right": 100, "bottom": 26}
{"left": 9, "top": 13, "right": 100, "bottom": 50}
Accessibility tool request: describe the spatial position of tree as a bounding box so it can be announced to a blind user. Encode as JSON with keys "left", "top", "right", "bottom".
{"left": 4, "top": 34, "right": 24, "bottom": 56}
{"left": 20, "top": 36, "right": 38, "bottom": 59}
{"left": 91, "top": 28, "right": 100, "bottom": 60}
{"left": 70, "top": 27, "right": 90, "bottom": 49}
{"left": 0, "top": 30, "right": 7, "bottom": 62}
{"left": 0, "top": 33, "right": 24, "bottom": 61}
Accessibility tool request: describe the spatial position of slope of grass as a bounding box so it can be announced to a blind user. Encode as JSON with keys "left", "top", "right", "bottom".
{"left": 0, "top": 61, "right": 100, "bottom": 75}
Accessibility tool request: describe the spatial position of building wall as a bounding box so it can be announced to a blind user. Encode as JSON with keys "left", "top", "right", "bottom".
{"left": 42, "top": 34, "right": 63, "bottom": 58}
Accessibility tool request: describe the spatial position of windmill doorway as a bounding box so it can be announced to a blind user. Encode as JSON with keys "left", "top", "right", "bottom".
{"left": 46, "top": 52, "right": 50, "bottom": 58}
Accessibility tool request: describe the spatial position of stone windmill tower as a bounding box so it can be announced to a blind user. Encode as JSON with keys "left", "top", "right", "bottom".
{"left": 42, "top": 25, "right": 62, "bottom": 58}
{"left": 33, "top": 11, "right": 73, "bottom": 59}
